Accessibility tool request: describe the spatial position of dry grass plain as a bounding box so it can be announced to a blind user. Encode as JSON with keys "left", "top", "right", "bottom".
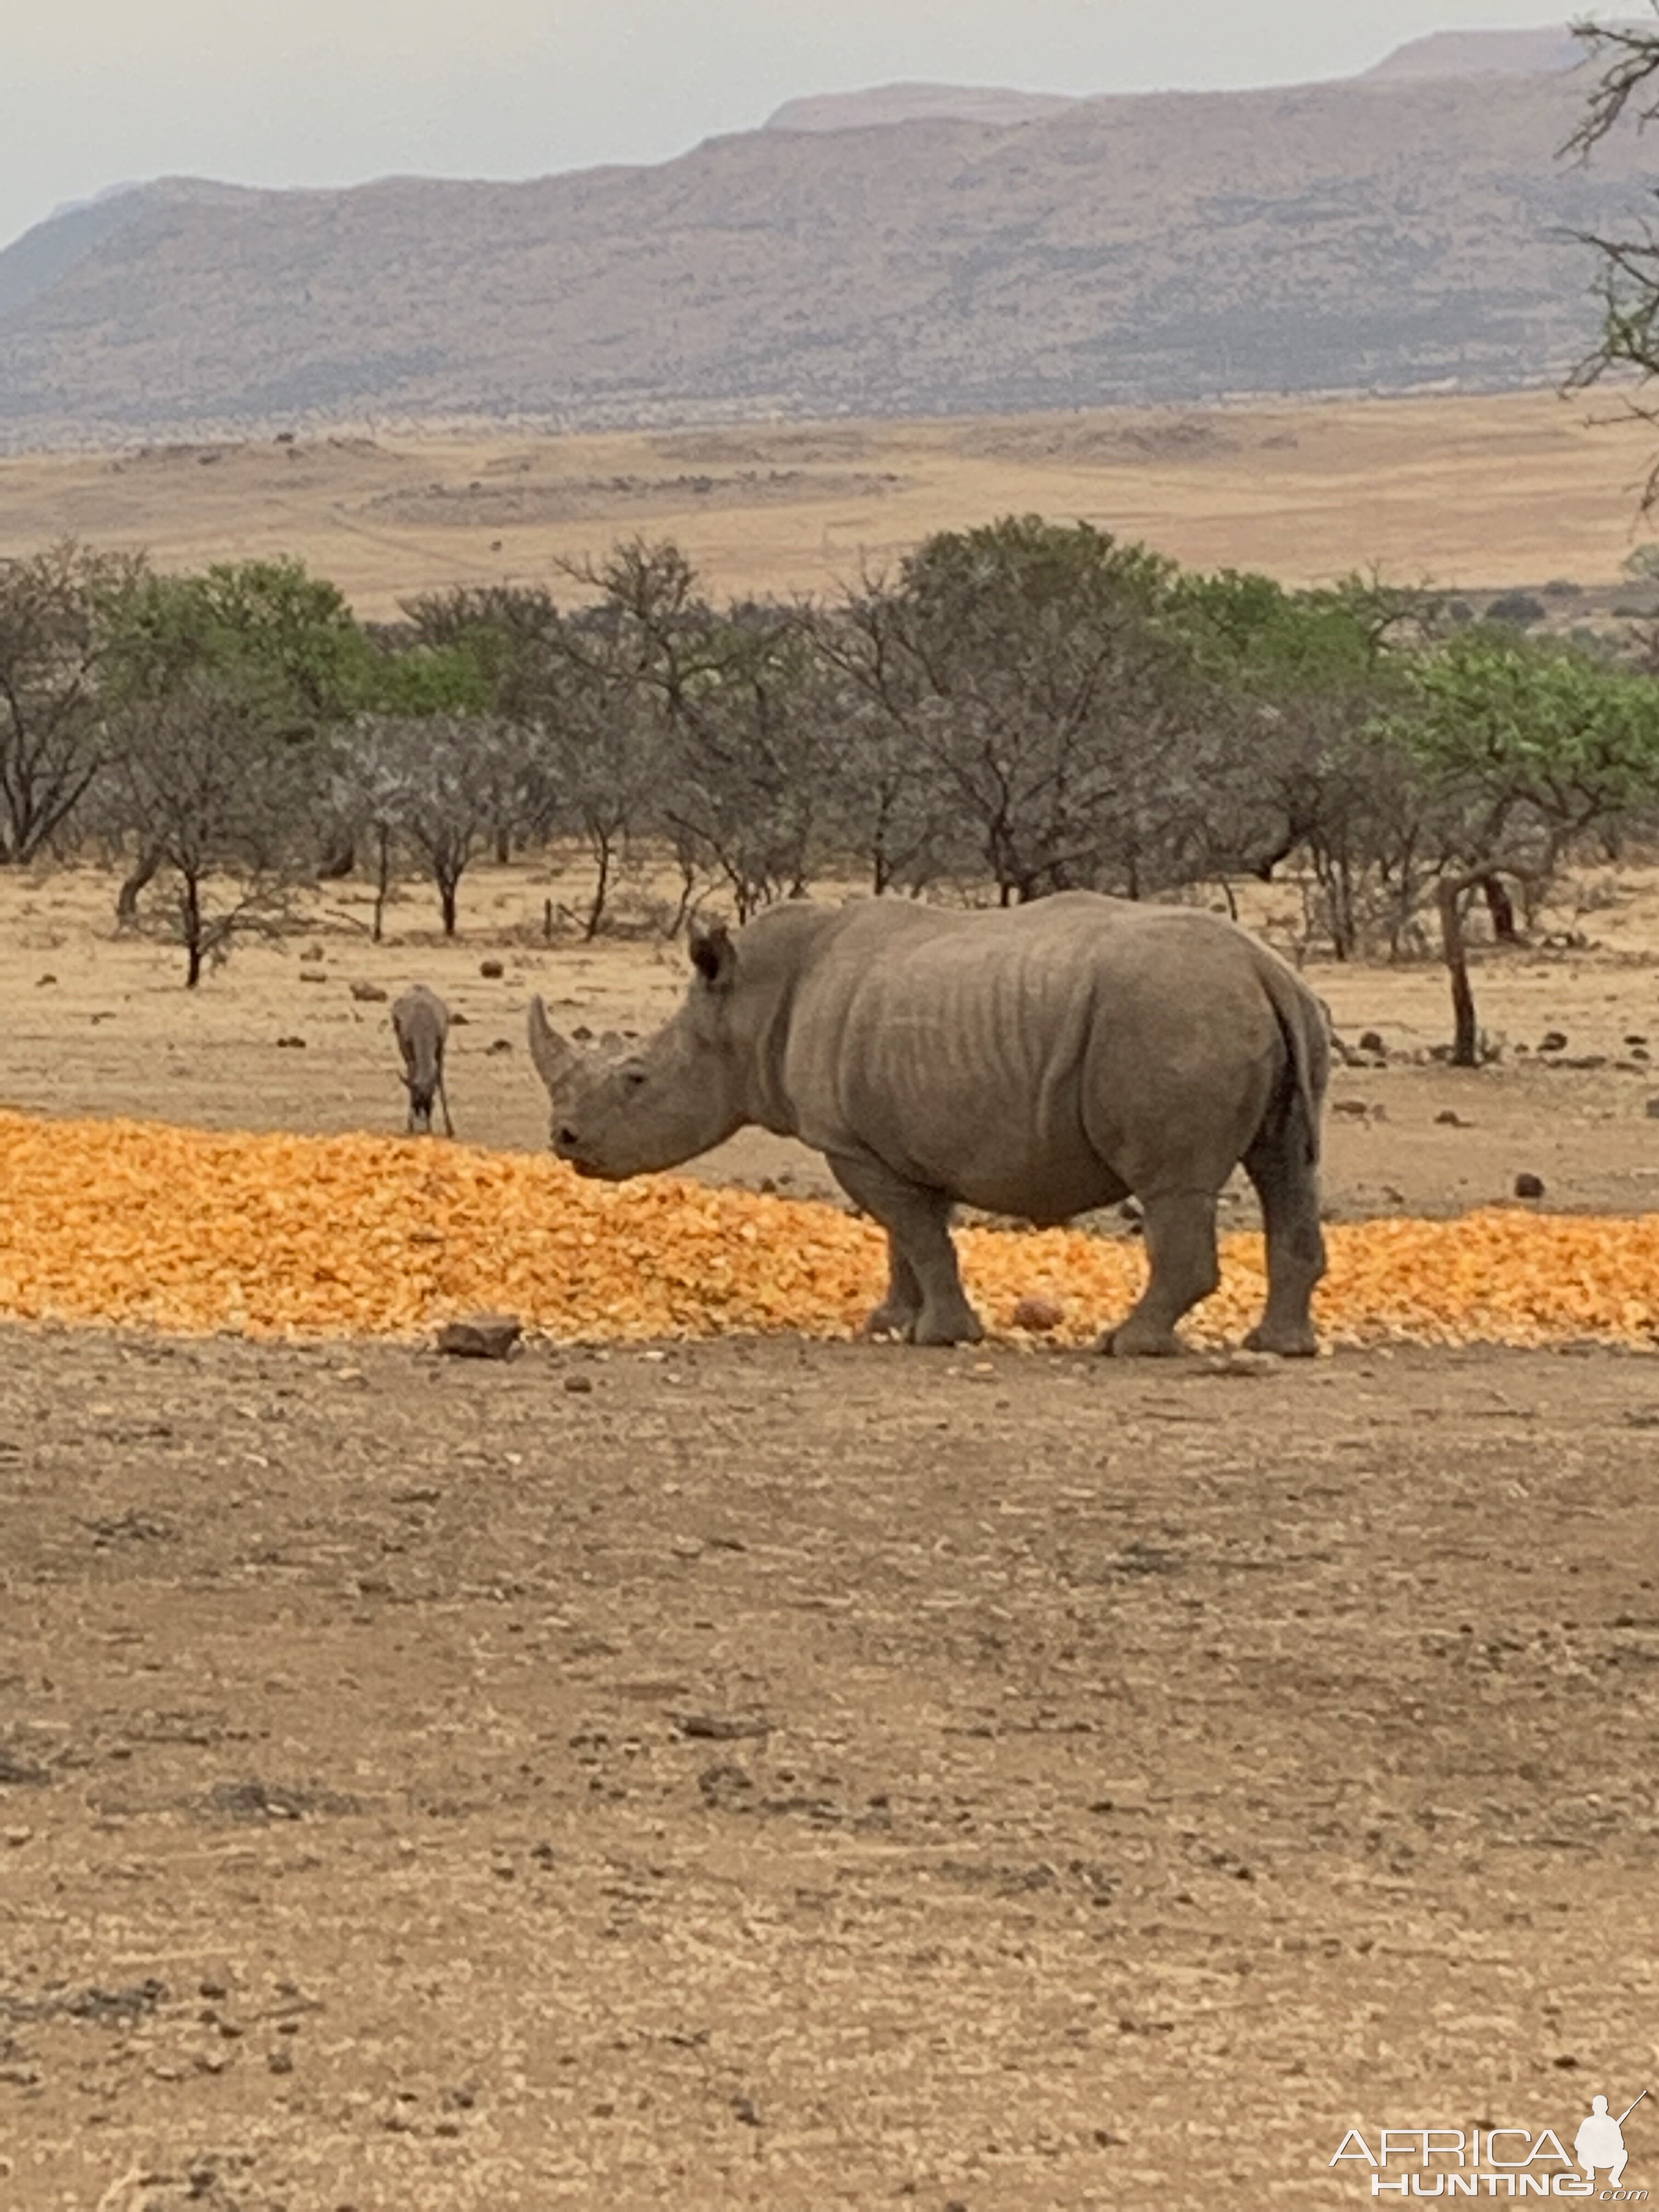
{"left": 3, "top": 387, "right": 1659, "bottom": 614}
{"left": 5, "top": 379, "right": 1659, "bottom": 2201}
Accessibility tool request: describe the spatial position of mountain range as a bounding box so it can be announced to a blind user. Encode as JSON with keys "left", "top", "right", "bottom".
{"left": 0, "top": 30, "right": 1645, "bottom": 448}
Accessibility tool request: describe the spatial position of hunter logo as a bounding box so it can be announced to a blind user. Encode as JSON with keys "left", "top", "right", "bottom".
{"left": 1331, "top": 2092, "right": 1649, "bottom": 2198}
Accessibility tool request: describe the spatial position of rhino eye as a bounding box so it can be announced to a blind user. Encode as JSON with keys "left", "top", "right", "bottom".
{"left": 621, "top": 1067, "right": 648, "bottom": 1093}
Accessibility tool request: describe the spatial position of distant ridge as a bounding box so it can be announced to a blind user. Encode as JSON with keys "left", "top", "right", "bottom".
{"left": 1359, "top": 26, "right": 1589, "bottom": 79}
{"left": 0, "top": 46, "right": 1644, "bottom": 448}
{"left": 765, "top": 83, "right": 1079, "bottom": 132}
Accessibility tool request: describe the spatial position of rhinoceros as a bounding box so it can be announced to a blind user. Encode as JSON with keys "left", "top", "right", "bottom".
{"left": 527, "top": 893, "right": 1329, "bottom": 1355}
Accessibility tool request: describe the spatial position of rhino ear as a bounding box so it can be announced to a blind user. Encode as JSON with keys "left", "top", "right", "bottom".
{"left": 528, "top": 995, "right": 579, "bottom": 1094}
{"left": 689, "top": 918, "right": 736, "bottom": 991}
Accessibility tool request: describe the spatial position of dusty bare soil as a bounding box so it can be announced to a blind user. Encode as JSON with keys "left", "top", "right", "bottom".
{"left": 0, "top": 388, "right": 1655, "bottom": 617}
{"left": 2, "top": 1328, "right": 1658, "bottom": 2212}
{"left": 3, "top": 862, "right": 1659, "bottom": 2207}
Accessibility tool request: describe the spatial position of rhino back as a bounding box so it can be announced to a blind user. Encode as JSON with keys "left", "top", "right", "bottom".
{"left": 775, "top": 896, "right": 1296, "bottom": 1216}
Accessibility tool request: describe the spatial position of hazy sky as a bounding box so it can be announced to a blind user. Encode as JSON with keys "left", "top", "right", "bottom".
{"left": 0, "top": 1, "right": 1605, "bottom": 253}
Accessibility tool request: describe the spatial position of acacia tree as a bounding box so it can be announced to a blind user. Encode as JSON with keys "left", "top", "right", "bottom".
{"left": 819, "top": 519, "right": 1195, "bottom": 904}
{"left": 1391, "top": 628, "right": 1659, "bottom": 1062}
{"left": 104, "top": 670, "right": 320, "bottom": 985}
{"left": 0, "top": 542, "right": 143, "bottom": 864}
{"left": 101, "top": 560, "right": 372, "bottom": 915}
{"left": 345, "top": 713, "right": 546, "bottom": 936}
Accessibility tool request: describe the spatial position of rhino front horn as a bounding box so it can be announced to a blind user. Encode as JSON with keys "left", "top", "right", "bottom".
{"left": 528, "top": 996, "right": 579, "bottom": 1093}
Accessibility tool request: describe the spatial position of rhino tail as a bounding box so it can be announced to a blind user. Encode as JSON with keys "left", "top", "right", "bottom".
{"left": 1254, "top": 953, "right": 1329, "bottom": 1167}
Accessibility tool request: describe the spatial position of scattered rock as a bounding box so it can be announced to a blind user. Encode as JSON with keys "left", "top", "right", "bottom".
{"left": 1513, "top": 1173, "right": 1546, "bottom": 1201}
{"left": 1563, "top": 1054, "right": 1607, "bottom": 1071}
{"left": 300, "top": 945, "right": 326, "bottom": 963}
{"left": 1539, "top": 1031, "right": 1568, "bottom": 1053}
{"left": 1626, "top": 1034, "right": 1649, "bottom": 1047}
{"left": 449, "top": 1010, "right": 469, "bottom": 1025}
{"left": 435, "top": 1314, "right": 522, "bottom": 1360}
{"left": 299, "top": 970, "right": 329, "bottom": 985}
{"left": 1331, "top": 1099, "right": 1372, "bottom": 1119}
{"left": 486, "top": 1038, "right": 514, "bottom": 1055}
{"left": 1434, "top": 1109, "right": 1470, "bottom": 1127}
{"left": 275, "top": 1035, "right": 306, "bottom": 1049}
{"left": 350, "top": 980, "right": 388, "bottom": 1003}
{"left": 1012, "top": 1294, "right": 1065, "bottom": 1333}
{"left": 1358, "top": 1029, "right": 1386, "bottom": 1055}
{"left": 562, "top": 1373, "right": 594, "bottom": 1395}
{"left": 479, "top": 959, "right": 505, "bottom": 979}
{"left": 35, "top": 973, "right": 56, "bottom": 987}
{"left": 571, "top": 1024, "right": 594, "bottom": 1042}
{"left": 731, "top": 2096, "right": 761, "bottom": 2128}
{"left": 675, "top": 1712, "right": 771, "bottom": 1741}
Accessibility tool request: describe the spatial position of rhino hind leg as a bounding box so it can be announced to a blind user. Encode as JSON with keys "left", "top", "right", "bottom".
{"left": 828, "top": 1153, "right": 983, "bottom": 1347}
{"left": 1100, "top": 1189, "right": 1220, "bottom": 1357}
{"left": 1239, "top": 1119, "right": 1325, "bottom": 1358}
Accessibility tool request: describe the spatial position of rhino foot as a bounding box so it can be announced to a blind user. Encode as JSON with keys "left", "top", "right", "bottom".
{"left": 1243, "top": 1322, "right": 1318, "bottom": 1358}
{"left": 1098, "top": 1321, "right": 1187, "bottom": 1358}
{"left": 912, "top": 1304, "right": 985, "bottom": 1348}
{"left": 862, "top": 1301, "right": 920, "bottom": 1341}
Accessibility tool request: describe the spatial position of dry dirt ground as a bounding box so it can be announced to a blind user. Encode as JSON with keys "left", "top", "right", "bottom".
{"left": 2, "top": 388, "right": 1657, "bottom": 616}
{"left": 3, "top": 864, "right": 1659, "bottom": 2209}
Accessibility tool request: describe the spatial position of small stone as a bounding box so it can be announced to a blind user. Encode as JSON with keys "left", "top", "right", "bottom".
{"left": 479, "top": 959, "right": 505, "bottom": 979}
{"left": 1331, "top": 1098, "right": 1370, "bottom": 1118}
{"left": 300, "top": 944, "right": 326, "bottom": 962}
{"left": 299, "top": 969, "right": 328, "bottom": 984}
{"left": 275, "top": 1035, "right": 306, "bottom": 1049}
{"left": 562, "top": 1373, "right": 594, "bottom": 1394}
{"left": 350, "top": 981, "right": 388, "bottom": 1003}
{"left": 731, "top": 2095, "right": 761, "bottom": 2127}
{"left": 1358, "top": 1030, "right": 1386, "bottom": 1055}
{"left": 1012, "top": 1294, "right": 1065, "bottom": 1333}
{"left": 35, "top": 973, "right": 57, "bottom": 987}
{"left": 1539, "top": 1031, "right": 1568, "bottom": 1053}
{"left": 486, "top": 1038, "right": 513, "bottom": 1054}
{"left": 435, "top": 1314, "right": 522, "bottom": 1360}
{"left": 1626, "top": 1034, "right": 1649, "bottom": 1047}
{"left": 1514, "top": 1173, "right": 1546, "bottom": 1201}
{"left": 1434, "top": 1109, "right": 1469, "bottom": 1127}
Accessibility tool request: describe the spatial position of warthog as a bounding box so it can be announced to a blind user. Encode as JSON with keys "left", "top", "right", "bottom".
{"left": 527, "top": 894, "right": 1329, "bottom": 1355}
{"left": 392, "top": 985, "right": 454, "bottom": 1136}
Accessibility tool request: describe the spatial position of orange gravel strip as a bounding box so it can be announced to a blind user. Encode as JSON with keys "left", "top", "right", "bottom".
{"left": 0, "top": 1109, "right": 1655, "bottom": 1350}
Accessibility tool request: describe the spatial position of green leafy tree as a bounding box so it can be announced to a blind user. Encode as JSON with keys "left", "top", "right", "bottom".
{"left": 1391, "top": 629, "right": 1659, "bottom": 1060}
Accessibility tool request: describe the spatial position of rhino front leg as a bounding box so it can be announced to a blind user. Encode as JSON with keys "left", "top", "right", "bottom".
{"left": 828, "top": 1153, "right": 983, "bottom": 1347}
{"left": 1101, "top": 1189, "right": 1220, "bottom": 1356}
{"left": 863, "top": 1244, "right": 923, "bottom": 1339}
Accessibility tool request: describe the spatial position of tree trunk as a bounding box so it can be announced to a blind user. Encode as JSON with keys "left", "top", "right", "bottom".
{"left": 371, "top": 825, "right": 391, "bottom": 944}
{"left": 1481, "top": 872, "right": 1518, "bottom": 944}
{"left": 494, "top": 825, "right": 511, "bottom": 866}
{"left": 439, "top": 876, "right": 458, "bottom": 937}
{"left": 182, "top": 872, "right": 204, "bottom": 989}
{"left": 117, "top": 845, "right": 161, "bottom": 928}
{"left": 583, "top": 837, "right": 612, "bottom": 941}
{"left": 1437, "top": 878, "right": 1480, "bottom": 1068}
